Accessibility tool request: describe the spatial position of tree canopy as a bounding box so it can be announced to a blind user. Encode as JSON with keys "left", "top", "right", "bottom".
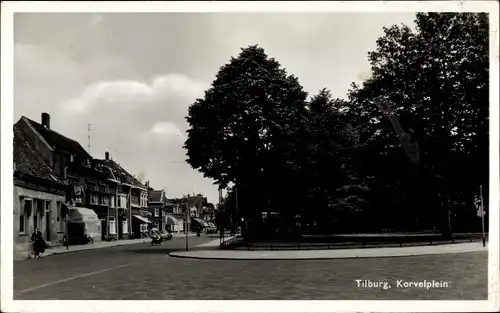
{"left": 185, "top": 13, "right": 490, "bottom": 237}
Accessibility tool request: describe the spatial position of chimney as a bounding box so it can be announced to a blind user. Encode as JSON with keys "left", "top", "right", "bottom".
{"left": 105, "top": 152, "right": 109, "bottom": 160}
{"left": 41, "top": 113, "right": 50, "bottom": 129}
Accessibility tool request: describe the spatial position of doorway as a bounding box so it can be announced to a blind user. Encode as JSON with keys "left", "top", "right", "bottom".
{"left": 46, "top": 211, "right": 51, "bottom": 241}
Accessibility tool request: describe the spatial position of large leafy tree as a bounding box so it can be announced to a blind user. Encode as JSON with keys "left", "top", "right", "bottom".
{"left": 347, "top": 13, "right": 489, "bottom": 236}
{"left": 185, "top": 45, "right": 309, "bottom": 219}
{"left": 303, "top": 89, "right": 370, "bottom": 231}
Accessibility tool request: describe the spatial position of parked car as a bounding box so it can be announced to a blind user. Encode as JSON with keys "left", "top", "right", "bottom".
{"left": 159, "top": 231, "right": 174, "bottom": 240}
{"left": 206, "top": 222, "right": 217, "bottom": 234}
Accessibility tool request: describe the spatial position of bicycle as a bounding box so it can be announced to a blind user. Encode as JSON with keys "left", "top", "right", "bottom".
{"left": 28, "top": 241, "right": 41, "bottom": 259}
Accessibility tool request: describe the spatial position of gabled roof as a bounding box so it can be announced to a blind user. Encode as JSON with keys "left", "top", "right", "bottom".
{"left": 23, "top": 117, "right": 90, "bottom": 161}
{"left": 148, "top": 189, "right": 174, "bottom": 206}
{"left": 14, "top": 125, "right": 64, "bottom": 186}
{"left": 66, "top": 161, "right": 111, "bottom": 182}
{"left": 186, "top": 196, "right": 204, "bottom": 210}
{"left": 148, "top": 190, "right": 163, "bottom": 202}
{"left": 97, "top": 159, "right": 147, "bottom": 189}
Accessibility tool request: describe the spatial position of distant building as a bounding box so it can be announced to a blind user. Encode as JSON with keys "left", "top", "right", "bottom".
{"left": 147, "top": 187, "right": 179, "bottom": 232}
{"left": 97, "top": 152, "right": 149, "bottom": 239}
{"left": 168, "top": 198, "right": 185, "bottom": 233}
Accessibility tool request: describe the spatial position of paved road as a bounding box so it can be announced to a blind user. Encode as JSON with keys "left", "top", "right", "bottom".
{"left": 14, "top": 236, "right": 487, "bottom": 300}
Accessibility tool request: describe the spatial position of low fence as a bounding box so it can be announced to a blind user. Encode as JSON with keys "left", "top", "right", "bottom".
{"left": 220, "top": 233, "right": 487, "bottom": 251}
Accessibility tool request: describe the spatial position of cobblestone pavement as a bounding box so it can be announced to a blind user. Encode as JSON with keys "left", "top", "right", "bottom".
{"left": 14, "top": 236, "right": 487, "bottom": 300}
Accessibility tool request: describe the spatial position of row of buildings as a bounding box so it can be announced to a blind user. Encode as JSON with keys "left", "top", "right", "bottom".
{"left": 14, "top": 112, "right": 213, "bottom": 253}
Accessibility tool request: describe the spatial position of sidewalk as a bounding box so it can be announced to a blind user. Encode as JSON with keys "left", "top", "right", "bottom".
{"left": 169, "top": 241, "right": 488, "bottom": 260}
{"left": 194, "top": 236, "right": 238, "bottom": 248}
{"left": 14, "top": 233, "right": 200, "bottom": 261}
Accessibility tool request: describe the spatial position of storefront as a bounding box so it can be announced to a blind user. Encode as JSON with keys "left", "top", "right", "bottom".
{"left": 67, "top": 207, "right": 101, "bottom": 244}
{"left": 166, "top": 215, "right": 181, "bottom": 232}
{"left": 132, "top": 214, "right": 152, "bottom": 238}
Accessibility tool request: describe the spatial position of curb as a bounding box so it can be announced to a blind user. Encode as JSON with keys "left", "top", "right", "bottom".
{"left": 168, "top": 243, "right": 488, "bottom": 261}
{"left": 168, "top": 250, "right": 487, "bottom": 261}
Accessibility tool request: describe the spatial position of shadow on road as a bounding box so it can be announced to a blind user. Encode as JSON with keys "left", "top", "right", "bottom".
{"left": 129, "top": 247, "right": 182, "bottom": 254}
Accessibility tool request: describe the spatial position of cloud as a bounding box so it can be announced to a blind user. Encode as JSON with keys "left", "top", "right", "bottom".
{"left": 14, "top": 13, "right": 418, "bottom": 204}
{"left": 15, "top": 43, "right": 217, "bottom": 202}
{"left": 54, "top": 73, "right": 213, "bottom": 200}
{"left": 149, "top": 122, "right": 184, "bottom": 137}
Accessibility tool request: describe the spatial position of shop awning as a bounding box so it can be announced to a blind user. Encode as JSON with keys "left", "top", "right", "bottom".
{"left": 67, "top": 207, "right": 99, "bottom": 224}
{"left": 192, "top": 218, "right": 209, "bottom": 227}
{"left": 133, "top": 215, "right": 152, "bottom": 224}
{"left": 166, "top": 216, "right": 180, "bottom": 226}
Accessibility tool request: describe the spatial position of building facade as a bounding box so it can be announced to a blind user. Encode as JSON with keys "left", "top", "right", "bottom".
{"left": 147, "top": 187, "right": 179, "bottom": 232}
{"left": 15, "top": 113, "right": 115, "bottom": 243}
{"left": 99, "top": 152, "right": 149, "bottom": 239}
{"left": 14, "top": 125, "right": 67, "bottom": 253}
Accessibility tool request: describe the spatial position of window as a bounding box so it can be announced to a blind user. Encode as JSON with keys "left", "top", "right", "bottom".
{"left": 97, "top": 195, "right": 109, "bottom": 205}
{"left": 87, "top": 182, "right": 97, "bottom": 191}
{"left": 119, "top": 195, "right": 127, "bottom": 209}
{"left": 19, "top": 198, "right": 30, "bottom": 234}
{"left": 90, "top": 193, "right": 99, "bottom": 205}
{"left": 109, "top": 216, "right": 116, "bottom": 235}
{"left": 45, "top": 200, "right": 52, "bottom": 213}
{"left": 154, "top": 208, "right": 159, "bottom": 217}
{"left": 162, "top": 210, "right": 166, "bottom": 217}
{"left": 122, "top": 219, "right": 129, "bottom": 234}
{"left": 56, "top": 202, "right": 63, "bottom": 232}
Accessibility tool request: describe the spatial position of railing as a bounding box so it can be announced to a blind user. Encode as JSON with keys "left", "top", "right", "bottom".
{"left": 221, "top": 233, "right": 487, "bottom": 251}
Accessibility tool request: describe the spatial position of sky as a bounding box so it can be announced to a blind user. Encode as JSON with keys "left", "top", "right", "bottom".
{"left": 13, "top": 13, "right": 416, "bottom": 204}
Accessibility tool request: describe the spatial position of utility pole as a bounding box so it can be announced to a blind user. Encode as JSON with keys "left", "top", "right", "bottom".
{"left": 87, "top": 124, "right": 92, "bottom": 155}
{"left": 479, "top": 185, "right": 486, "bottom": 247}
{"left": 235, "top": 184, "right": 239, "bottom": 234}
{"left": 185, "top": 194, "right": 190, "bottom": 251}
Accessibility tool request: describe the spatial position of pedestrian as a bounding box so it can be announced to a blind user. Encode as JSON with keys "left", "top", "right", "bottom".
{"left": 31, "top": 228, "right": 45, "bottom": 257}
